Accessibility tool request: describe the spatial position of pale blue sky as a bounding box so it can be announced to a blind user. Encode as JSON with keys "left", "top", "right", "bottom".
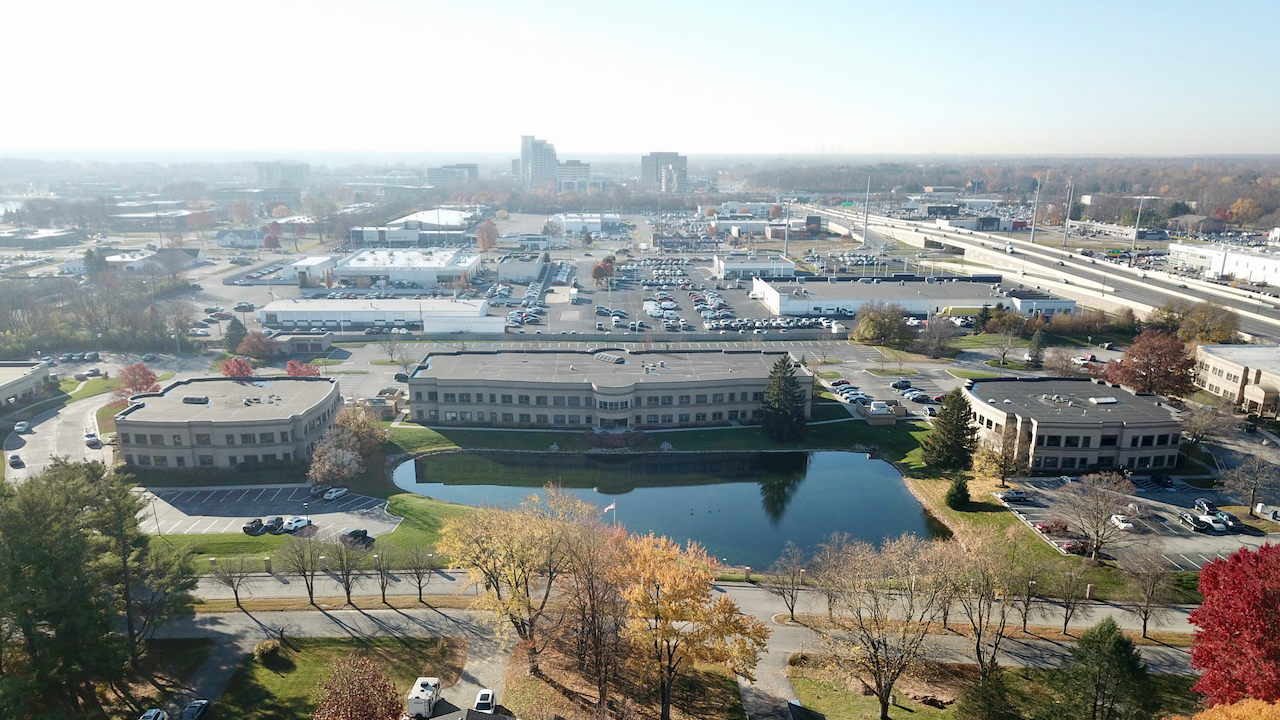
{"left": 4, "top": 0, "right": 1277, "bottom": 156}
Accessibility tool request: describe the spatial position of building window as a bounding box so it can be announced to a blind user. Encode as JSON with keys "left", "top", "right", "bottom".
{"left": 461, "top": 412, "right": 472, "bottom": 421}
{"left": 429, "top": 410, "right": 437, "bottom": 419}
{"left": 661, "top": 396, "right": 673, "bottom": 406}
{"left": 427, "top": 391, "right": 438, "bottom": 401}
{"left": 678, "top": 413, "right": 691, "bottom": 423}
{"left": 695, "top": 413, "right": 707, "bottom": 422}
{"left": 244, "top": 455, "right": 259, "bottom": 464}
{"left": 729, "top": 392, "right": 737, "bottom": 402}
{"left": 123, "top": 454, "right": 134, "bottom": 465}
{"left": 1061, "top": 458, "right": 1076, "bottom": 469}
{"left": 1036, "top": 435, "right": 1045, "bottom": 446}
{"left": 1098, "top": 457, "right": 1115, "bottom": 467}
{"left": 569, "top": 415, "right": 580, "bottom": 424}
{"left": 502, "top": 394, "right": 513, "bottom": 404}
{"left": 1141, "top": 435, "right": 1154, "bottom": 447}
{"left": 228, "top": 456, "right": 237, "bottom": 465}
{"left": 568, "top": 397, "right": 581, "bottom": 407}
{"left": 444, "top": 411, "right": 458, "bottom": 420}
{"left": 554, "top": 415, "right": 566, "bottom": 424}
{"left": 1082, "top": 437, "right": 1092, "bottom": 448}
{"left": 175, "top": 456, "right": 185, "bottom": 467}
{"left": 138, "top": 456, "right": 151, "bottom": 466}
{"left": 119, "top": 433, "right": 130, "bottom": 444}
{"left": 554, "top": 396, "right": 565, "bottom": 406}
{"left": 1032, "top": 457, "right": 1042, "bottom": 468}
{"left": 695, "top": 394, "right": 707, "bottom": 404}
{"left": 1153, "top": 456, "right": 1166, "bottom": 467}
{"left": 502, "top": 413, "right": 514, "bottom": 422}
{"left": 1157, "top": 434, "right": 1170, "bottom": 446}
{"left": 280, "top": 431, "right": 289, "bottom": 442}
{"left": 662, "top": 414, "right": 674, "bottom": 423}
{"left": 728, "top": 410, "right": 739, "bottom": 420}
{"left": 752, "top": 392, "right": 764, "bottom": 402}
{"left": 751, "top": 410, "right": 763, "bottom": 419}
{"left": 150, "top": 434, "right": 164, "bottom": 446}
{"left": 536, "top": 414, "right": 548, "bottom": 423}
{"left": 518, "top": 395, "right": 530, "bottom": 405}
{"left": 536, "top": 396, "right": 547, "bottom": 406}
{"left": 1065, "top": 436, "right": 1080, "bottom": 448}
{"left": 712, "top": 412, "right": 723, "bottom": 421}
{"left": 415, "top": 391, "right": 422, "bottom": 401}
{"left": 198, "top": 455, "right": 214, "bottom": 467}
{"left": 261, "top": 453, "right": 276, "bottom": 461}
{"left": 172, "top": 435, "right": 183, "bottom": 445}
{"left": 647, "top": 415, "right": 659, "bottom": 424}
{"left": 195, "top": 434, "right": 211, "bottom": 446}
{"left": 459, "top": 393, "right": 471, "bottom": 403}
{"left": 260, "top": 432, "right": 275, "bottom": 443}
{"left": 1043, "top": 457, "right": 1058, "bottom": 469}
{"left": 713, "top": 393, "right": 724, "bottom": 403}
{"left": 1046, "top": 436, "right": 1061, "bottom": 447}
{"left": 443, "top": 393, "right": 456, "bottom": 402}
{"left": 519, "top": 413, "right": 531, "bottom": 423}
{"left": 1100, "top": 436, "right": 1118, "bottom": 447}
{"left": 648, "top": 396, "right": 659, "bottom": 407}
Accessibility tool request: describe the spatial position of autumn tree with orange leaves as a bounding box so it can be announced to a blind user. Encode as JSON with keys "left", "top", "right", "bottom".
{"left": 310, "top": 654, "right": 401, "bottom": 720}
{"left": 286, "top": 359, "right": 321, "bottom": 377}
{"left": 115, "top": 362, "right": 160, "bottom": 398}
{"left": 220, "top": 357, "right": 254, "bottom": 377}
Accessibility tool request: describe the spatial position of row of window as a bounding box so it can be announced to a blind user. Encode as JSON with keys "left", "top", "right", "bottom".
{"left": 120, "top": 431, "right": 291, "bottom": 446}
{"left": 1032, "top": 453, "right": 1178, "bottom": 470}
{"left": 419, "top": 410, "right": 763, "bottom": 425}
{"left": 123, "top": 452, "right": 291, "bottom": 468}
{"left": 417, "top": 390, "right": 767, "bottom": 407}
{"left": 1034, "top": 433, "right": 1173, "bottom": 449}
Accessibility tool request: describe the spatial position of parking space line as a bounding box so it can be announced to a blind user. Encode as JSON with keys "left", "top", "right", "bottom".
{"left": 1180, "top": 554, "right": 1202, "bottom": 569}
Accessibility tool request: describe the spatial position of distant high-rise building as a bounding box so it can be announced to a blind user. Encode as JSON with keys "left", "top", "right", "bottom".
{"left": 425, "top": 164, "right": 479, "bottom": 186}
{"left": 520, "top": 136, "right": 559, "bottom": 188}
{"left": 640, "top": 152, "right": 687, "bottom": 193}
{"left": 557, "top": 160, "right": 591, "bottom": 192}
{"left": 255, "top": 162, "right": 310, "bottom": 187}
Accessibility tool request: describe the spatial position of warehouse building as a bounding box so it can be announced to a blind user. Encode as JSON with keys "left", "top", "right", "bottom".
{"left": 0, "top": 361, "right": 54, "bottom": 409}
{"left": 256, "top": 297, "right": 505, "bottom": 334}
{"left": 333, "top": 248, "right": 483, "bottom": 288}
{"left": 749, "top": 277, "right": 1074, "bottom": 317}
{"left": 496, "top": 252, "right": 549, "bottom": 283}
{"left": 713, "top": 254, "right": 796, "bottom": 280}
{"left": 964, "top": 377, "right": 1182, "bottom": 472}
{"left": 283, "top": 256, "right": 337, "bottom": 283}
{"left": 408, "top": 348, "right": 811, "bottom": 430}
{"left": 116, "top": 376, "right": 341, "bottom": 470}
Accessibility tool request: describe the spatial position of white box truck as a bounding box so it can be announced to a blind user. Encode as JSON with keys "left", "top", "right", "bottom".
{"left": 405, "top": 677, "right": 441, "bottom": 718}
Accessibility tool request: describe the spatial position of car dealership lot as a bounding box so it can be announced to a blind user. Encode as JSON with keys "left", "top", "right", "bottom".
{"left": 140, "top": 486, "right": 401, "bottom": 542}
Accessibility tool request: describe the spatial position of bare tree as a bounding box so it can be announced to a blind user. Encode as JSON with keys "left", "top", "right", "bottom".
{"left": 395, "top": 349, "right": 418, "bottom": 376}
{"left": 1058, "top": 472, "right": 1133, "bottom": 560}
{"left": 951, "top": 538, "right": 1018, "bottom": 679}
{"left": 563, "top": 521, "right": 630, "bottom": 719}
{"left": 1222, "top": 452, "right": 1280, "bottom": 517}
{"left": 992, "top": 329, "right": 1021, "bottom": 366}
{"left": 1008, "top": 527, "right": 1050, "bottom": 633}
{"left": 210, "top": 555, "right": 254, "bottom": 609}
{"left": 402, "top": 544, "right": 435, "bottom": 603}
{"left": 331, "top": 542, "right": 368, "bottom": 605}
{"left": 762, "top": 541, "right": 806, "bottom": 623}
{"left": 378, "top": 334, "right": 403, "bottom": 362}
{"left": 816, "top": 535, "right": 948, "bottom": 720}
{"left": 971, "top": 432, "right": 1028, "bottom": 489}
{"left": 1045, "top": 347, "right": 1078, "bottom": 377}
{"left": 375, "top": 546, "right": 396, "bottom": 605}
{"left": 810, "top": 532, "right": 851, "bottom": 620}
{"left": 1120, "top": 545, "right": 1175, "bottom": 638}
{"left": 1055, "top": 567, "right": 1091, "bottom": 635}
{"left": 279, "top": 537, "right": 322, "bottom": 606}
{"left": 1181, "top": 403, "right": 1235, "bottom": 446}
{"left": 916, "top": 316, "right": 955, "bottom": 359}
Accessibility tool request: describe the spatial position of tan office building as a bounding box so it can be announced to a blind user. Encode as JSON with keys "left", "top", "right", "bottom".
{"left": 1195, "top": 344, "right": 1280, "bottom": 415}
{"left": 964, "top": 377, "right": 1183, "bottom": 473}
{"left": 0, "top": 361, "right": 53, "bottom": 409}
{"left": 408, "top": 348, "right": 811, "bottom": 430}
{"left": 116, "top": 376, "right": 342, "bottom": 470}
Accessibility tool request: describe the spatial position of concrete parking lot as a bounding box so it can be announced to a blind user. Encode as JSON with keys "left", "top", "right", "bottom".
{"left": 140, "top": 486, "right": 401, "bottom": 542}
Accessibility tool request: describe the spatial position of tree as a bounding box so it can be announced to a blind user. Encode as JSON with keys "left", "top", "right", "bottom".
{"left": 1104, "top": 329, "right": 1194, "bottom": 397}
{"left": 401, "top": 544, "right": 435, "bottom": 603}
{"left": 280, "top": 537, "right": 322, "bottom": 605}
{"left": 1055, "top": 567, "right": 1091, "bottom": 635}
{"left": 332, "top": 407, "right": 387, "bottom": 458}
{"left": 922, "top": 388, "right": 978, "bottom": 470}
{"left": 220, "top": 356, "right": 255, "bottom": 377}
{"left": 581, "top": 230, "right": 593, "bottom": 247}
{"left": 763, "top": 541, "right": 806, "bottom": 622}
{"left": 311, "top": 653, "right": 403, "bottom": 720}
{"left": 1166, "top": 201, "right": 1193, "bottom": 218}
{"left": 1059, "top": 472, "right": 1133, "bottom": 561}
{"left": 231, "top": 199, "right": 255, "bottom": 223}
{"left": 1222, "top": 453, "right": 1280, "bottom": 516}
{"left": 115, "top": 361, "right": 160, "bottom": 398}
{"left": 1027, "top": 329, "right": 1045, "bottom": 369}
{"left": 375, "top": 546, "right": 396, "bottom": 604}
{"left": 974, "top": 305, "right": 993, "bottom": 332}
{"left": 954, "top": 671, "right": 1018, "bottom": 720}
{"left": 1178, "top": 301, "right": 1240, "bottom": 344}
{"left": 991, "top": 328, "right": 1021, "bottom": 366}
{"left": 590, "top": 261, "right": 614, "bottom": 287}
{"left": 760, "top": 356, "right": 807, "bottom": 443}
{"left": 475, "top": 219, "right": 499, "bottom": 250}
{"left": 1230, "top": 197, "right": 1264, "bottom": 227}
{"left": 562, "top": 521, "right": 630, "bottom": 719}
{"left": 286, "top": 359, "right": 322, "bottom": 377}
{"left": 1174, "top": 699, "right": 1280, "bottom": 720}
{"left": 308, "top": 431, "right": 364, "bottom": 486}
{"left": 210, "top": 555, "right": 254, "bottom": 608}
{"left": 945, "top": 475, "right": 970, "bottom": 509}
{"left": 769, "top": 204, "right": 782, "bottom": 218}
{"left": 1038, "top": 617, "right": 1156, "bottom": 720}
{"left": 853, "top": 300, "right": 913, "bottom": 348}
{"left": 917, "top": 317, "right": 955, "bottom": 359}
{"left": 378, "top": 333, "right": 403, "bottom": 363}
{"left": 224, "top": 316, "right": 248, "bottom": 352}
{"left": 1191, "top": 544, "right": 1280, "bottom": 704}
{"left": 1121, "top": 547, "right": 1175, "bottom": 639}
{"left": 951, "top": 537, "right": 1019, "bottom": 680}
{"left": 972, "top": 433, "right": 1028, "bottom": 489}
{"left": 1045, "top": 347, "right": 1078, "bottom": 377}
{"left": 236, "top": 331, "right": 277, "bottom": 359}
{"left": 1182, "top": 404, "right": 1234, "bottom": 446}
{"left": 622, "top": 533, "right": 769, "bottom": 720}
{"left": 816, "top": 535, "right": 947, "bottom": 720}
{"left": 1006, "top": 527, "right": 1050, "bottom": 632}
{"left": 331, "top": 542, "right": 367, "bottom": 606}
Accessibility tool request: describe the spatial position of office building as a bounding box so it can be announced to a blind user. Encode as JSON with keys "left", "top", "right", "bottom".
{"left": 0, "top": 361, "right": 54, "bottom": 409}
{"left": 255, "top": 162, "right": 311, "bottom": 187}
{"left": 713, "top": 255, "right": 797, "bottom": 280}
{"left": 425, "top": 164, "right": 480, "bottom": 186}
{"left": 116, "top": 376, "right": 342, "bottom": 470}
{"left": 964, "top": 377, "right": 1183, "bottom": 472}
{"left": 557, "top": 160, "right": 592, "bottom": 192}
{"left": 1195, "top": 344, "right": 1280, "bottom": 413}
{"left": 555, "top": 213, "right": 622, "bottom": 234}
{"left": 496, "top": 252, "right": 549, "bottom": 283}
{"left": 1169, "top": 243, "right": 1280, "bottom": 284}
{"left": 641, "top": 152, "right": 688, "bottom": 192}
{"left": 283, "top": 256, "right": 338, "bottom": 283}
{"left": 520, "top": 136, "right": 559, "bottom": 188}
{"left": 408, "top": 348, "right": 812, "bottom": 430}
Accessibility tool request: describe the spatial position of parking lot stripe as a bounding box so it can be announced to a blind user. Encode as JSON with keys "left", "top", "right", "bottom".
{"left": 1180, "top": 554, "right": 1202, "bottom": 569}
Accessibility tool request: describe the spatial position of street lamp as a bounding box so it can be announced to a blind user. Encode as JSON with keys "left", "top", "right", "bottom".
{"left": 303, "top": 502, "right": 309, "bottom": 523}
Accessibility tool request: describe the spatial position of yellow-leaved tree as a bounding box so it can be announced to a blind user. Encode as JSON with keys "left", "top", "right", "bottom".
{"left": 620, "top": 534, "right": 770, "bottom": 720}
{"left": 1168, "top": 699, "right": 1280, "bottom": 720}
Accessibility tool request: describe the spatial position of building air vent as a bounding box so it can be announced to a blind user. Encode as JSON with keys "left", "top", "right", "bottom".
{"left": 182, "top": 396, "right": 209, "bottom": 405}
{"left": 1089, "top": 397, "right": 1118, "bottom": 405}
{"left": 594, "top": 353, "right": 625, "bottom": 365}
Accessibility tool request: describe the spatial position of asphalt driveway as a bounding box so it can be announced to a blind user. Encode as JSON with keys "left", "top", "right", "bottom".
{"left": 140, "top": 486, "right": 401, "bottom": 541}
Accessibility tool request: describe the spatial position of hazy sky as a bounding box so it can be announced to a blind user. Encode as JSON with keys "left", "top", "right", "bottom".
{"left": 5, "top": 0, "right": 1279, "bottom": 157}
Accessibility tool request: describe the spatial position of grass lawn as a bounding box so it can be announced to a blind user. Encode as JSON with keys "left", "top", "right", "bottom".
{"left": 816, "top": 371, "right": 844, "bottom": 379}
{"left": 306, "top": 358, "right": 343, "bottom": 366}
{"left": 810, "top": 403, "right": 852, "bottom": 422}
{"left": 1042, "top": 329, "right": 1138, "bottom": 349}
{"left": 984, "top": 359, "right": 1034, "bottom": 371}
{"left": 947, "top": 369, "right": 1000, "bottom": 379}
{"left": 367, "top": 358, "right": 401, "bottom": 365}
{"left": 159, "top": 532, "right": 289, "bottom": 566}
{"left": 209, "top": 636, "right": 466, "bottom": 720}
{"left": 1219, "top": 504, "right": 1280, "bottom": 533}
{"left": 95, "top": 399, "right": 128, "bottom": 435}
{"left": 19, "top": 371, "right": 172, "bottom": 418}
{"left": 866, "top": 368, "right": 918, "bottom": 376}
{"left": 951, "top": 334, "right": 1031, "bottom": 350}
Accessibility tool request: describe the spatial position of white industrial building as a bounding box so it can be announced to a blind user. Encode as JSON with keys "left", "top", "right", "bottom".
{"left": 750, "top": 277, "right": 1075, "bottom": 317}
{"left": 283, "top": 256, "right": 337, "bottom": 283}
{"left": 333, "top": 248, "right": 483, "bottom": 288}
{"left": 712, "top": 254, "right": 796, "bottom": 280}
{"left": 503, "top": 234, "right": 564, "bottom": 250}
{"left": 256, "top": 298, "right": 505, "bottom": 333}
{"left": 1169, "top": 242, "right": 1280, "bottom": 284}
{"left": 555, "top": 213, "right": 622, "bottom": 234}
{"left": 389, "top": 208, "right": 480, "bottom": 230}
{"left": 496, "top": 253, "right": 548, "bottom": 283}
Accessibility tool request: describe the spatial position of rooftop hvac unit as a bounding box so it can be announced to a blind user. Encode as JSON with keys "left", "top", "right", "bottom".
{"left": 182, "top": 396, "right": 209, "bottom": 405}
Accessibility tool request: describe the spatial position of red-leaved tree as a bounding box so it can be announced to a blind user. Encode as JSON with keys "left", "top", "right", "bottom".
{"left": 220, "top": 357, "right": 255, "bottom": 377}
{"left": 236, "top": 332, "right": 278, "bottom": 359}
{"left": 310, "top": 654, "right": 402, "bottom": 720}
{"left": 1103, "top": 329, "right": 1194, "bottom": 397}
{"left": 115, "top": 362, "right": 160, "bottom": 398}
{"left": 1190, "top": 544, "right": 1280, "bottom": 705}
{"left": 286, "top": 359, "right": 321, "bottom": 377}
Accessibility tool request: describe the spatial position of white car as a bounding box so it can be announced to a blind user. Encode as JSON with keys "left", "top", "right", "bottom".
{"left": 13, "top": 421, "right": 30, "bottom": 433}
{"left": 323, "top": 487, "right": 349, "bottom": 501}
{"left": 1198, "top": 514, "right": 1227, "bottom": 532}
{"left": 1109, "top": 514, "right": 1134, "bottom": 531}
{"left": 473, "top": 689, "right": 496, "bottom": 715}
{"left": 281, "top": 516, "right": 311, "bottom": 533}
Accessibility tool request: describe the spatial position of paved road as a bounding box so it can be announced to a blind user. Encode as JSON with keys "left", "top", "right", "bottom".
{"left": 141, "top": 486, "right": 401, "bottom": 540}
{"left": 4, "top": 391, "right": 113, "bottom": 480}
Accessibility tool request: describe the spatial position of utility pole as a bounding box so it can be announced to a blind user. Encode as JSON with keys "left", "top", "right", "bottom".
{"left": 863, "top": 176, "right": 871, "bottom": 243}
{"left": 1130, "top": 196, "right": 1146, "bottom": 252}
{"left": 1029, "top": 179, "right": 1042, "bottom": 245}
{"left": 1060, "top": 179, "right": 1074, "bottom": 260}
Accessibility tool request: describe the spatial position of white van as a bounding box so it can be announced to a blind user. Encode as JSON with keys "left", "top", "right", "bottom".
{"left": 663, "top": 310, "right": 679, "bottom": 320}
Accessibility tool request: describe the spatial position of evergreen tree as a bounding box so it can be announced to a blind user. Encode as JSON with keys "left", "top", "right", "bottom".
{"left": 975, "top": 305, "right": 993, "bottom": 332}
{"left": 954, "top": 671, "right": 1018, "bottom": 720}
{"left": 1037, "top": 617, "right": 1156, "bottom": 720}
{"left": 944, "top": 475, "right": 970, "bottom": 509}
{"left": 224, "top": 317, "right": 248, "bottom": 352}
{"left": 922, "top": 388, "right": 977, "bottom": 470}
{"left": 1028, "top": 329, "right": 1045, "bottom": 369}
{"left": 760, "top": 356, "right": 807, "bottom": 443}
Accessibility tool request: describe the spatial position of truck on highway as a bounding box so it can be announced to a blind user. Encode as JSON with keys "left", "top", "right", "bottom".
{"left": 1005, "top": 244, "right": 1015, "bottom": 254}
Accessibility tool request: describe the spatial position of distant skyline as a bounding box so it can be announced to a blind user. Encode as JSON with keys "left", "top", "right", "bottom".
{"left": 5, "top": 0, "right": 1279, "bottom": 158}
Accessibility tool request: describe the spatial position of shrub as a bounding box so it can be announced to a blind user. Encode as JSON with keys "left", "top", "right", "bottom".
{"left": 945, "top": 475, "right": 970, "bottom": 509}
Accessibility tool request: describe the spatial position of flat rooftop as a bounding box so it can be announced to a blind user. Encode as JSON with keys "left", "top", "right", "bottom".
{"left": 260, "top": 298, "right": 489, "bottom": 316}
{"left": 290, "top": 256, "right": 334, "bottom": 267}
{"left": 764, "top": 278, "right": 1009, "bottom": 302}
{"left": 967, "top": 378, "right": 1180, "bottom": 424}
{"left": 0, "top": 362, "right": 44, "bottom": 385}
{"left": 1199, "top": 345, "right": 1280, "bottom": 375}
{"left": 390, "top": 208, "right": 475, "bottom": 228}
{"left": 117, "top": 377, "right": 336, "bottom": 424}
{"left": 337, "top": 248, "right": 477, "bottom": 270}
{"left": 413, "top": 349, "right": 800, "bottom": 388}
{"left": 499, "top": 253, "right": 544, "bottom": 264}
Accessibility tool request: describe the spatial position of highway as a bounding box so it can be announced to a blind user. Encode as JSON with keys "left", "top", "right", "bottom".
{"left": 812, "top": 207, "right": 1280, "bottom": 341}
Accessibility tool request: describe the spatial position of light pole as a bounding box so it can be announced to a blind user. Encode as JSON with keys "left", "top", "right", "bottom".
{"left": 304, "top": 502, "right": 309, "bottom": 523}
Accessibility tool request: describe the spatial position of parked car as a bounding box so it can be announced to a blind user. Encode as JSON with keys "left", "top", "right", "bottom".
{"left": 394, "top": 373, "right": 410, "bottom": 383}
{"left": 1215, "top": 510, "right": 1246, "bottom": 532}
{"left": 830, "top": 380, "right": 850, "bottom": 387}
{"left": 139, "top": 710, "right": 169, "bottom": 720}
{"left": 8, "top": 454, "right": 21, "bottom": 468}
{"left": 86, "top": 367, "right": 101, "bottom": 377}
{"left": 925, "top": 406, "right": 937, "bottom": 417}
{"left": 309, "top": 484, "right": 331, "bottom": 498}
{"left": 263, "top": 516, "right": 285, "bottom": 534}
{"left": 13, "top": 421, "right": 30, "bottom": 433}
{"left": 1199, "top": 514, "right": 1227, "bottom": 533}
{"left": 1194, "top": 498, "right": 1219, "bottom": 515}
{"left": 179, "top": 700, "right": 210, "bottom": 720}
{"left": 1109, "top": 514, "right": 1135, "bottom": 531}
{"left": 998, "top": 489, "right": 1030, "bottom": 503}
{"left": 890, "top": 379, "right": 913, "bottom": 390}
{"left": 242, "top": 518, "right": 264, "bottom": 535}
{"left": 340, "top": 529, "right": 374, "bottom": 548}
{"left": 1034, "top": 519, "right": 1068, "bottom": 535}
{"left": 1178, "top": 512, "right": 1210, "bottom": 533}
{"left": 323, "top": 487, "right": 349, "bottom": 501}
{"left": 474, "top": 689, "right": 496, "bottom": 715}
{"left": 1063, "top": 540, "right": 1093, "bottom": 555}
{"left": 281, "top": 516, "right": 310, "bottom": 533}
{"left": 142, "top": 353, "right": 156, "bottom": 362}
{"left": 1151, "top": 474, "right": 1174, "bottom": 488}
